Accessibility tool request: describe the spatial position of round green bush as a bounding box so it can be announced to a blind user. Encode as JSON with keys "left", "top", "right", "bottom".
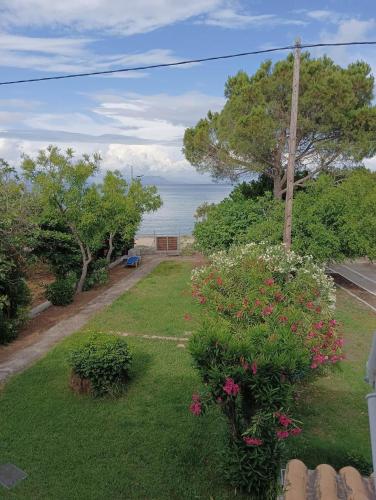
{"left": 68, "top": 333, "right": 132, "bottom": 396}
{"left": 45, "top": 275, "right": 76, "bottom": 306}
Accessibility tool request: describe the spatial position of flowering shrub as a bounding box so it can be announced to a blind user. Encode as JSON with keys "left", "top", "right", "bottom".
{"left": 189, "top": 243, "right": 343, "bottom": 498}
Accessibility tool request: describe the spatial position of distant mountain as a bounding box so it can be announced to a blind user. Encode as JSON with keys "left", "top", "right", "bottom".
{"left": 140, "top": 175, "right": 171, "bottom": 185}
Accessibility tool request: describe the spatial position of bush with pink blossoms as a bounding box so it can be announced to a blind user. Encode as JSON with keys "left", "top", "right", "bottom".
{"left": 189, "top": 243, "right": 343, "bottom": 498}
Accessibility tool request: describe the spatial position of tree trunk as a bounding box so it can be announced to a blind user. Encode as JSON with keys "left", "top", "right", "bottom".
{"left": 106, "top": 233, "right": 114, "bottom": 264}
{"left": 273, "top": 175, "right": 283, "bottom": 199}
{"left": 76, "top": 252, "right": 92, "bottom": 294}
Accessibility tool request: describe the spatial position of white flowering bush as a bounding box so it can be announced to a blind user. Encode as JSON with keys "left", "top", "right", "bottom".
{"left": 189, "top": 243, "right": 342, "bottom": 498}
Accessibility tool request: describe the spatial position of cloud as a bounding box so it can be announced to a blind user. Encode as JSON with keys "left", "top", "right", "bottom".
{"left": 0, "top": 91, "right": 224, "bottom": 145}
{"left": 0, "top": 33, "right": 183, "bottom": 75}
{"left": 315, "top": 18, "right": 376, "bottom": 74}
{"left": 0, "top": 0, "right": 223, "bottom": 34}
{"left": 202, "top": 8, "right": 305, "bottom": 28}
{"left": 305, "top": 10, "right": 336, "bottom": 22}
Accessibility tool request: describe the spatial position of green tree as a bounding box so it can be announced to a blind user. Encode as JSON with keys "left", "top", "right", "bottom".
{"left": 99, "top": 171, "right": 162, "bottom": 263}
{"left": 184, "top": 53, "right": 375, "bottom": 199}
{"left": 194, "top": 169, "right": 376, "bottom": 263}
{"left": 22, "top": 146, "right": 104, "bottom": 293}
{"left": 0, "top": 161, "right": 34, "bottom": 342}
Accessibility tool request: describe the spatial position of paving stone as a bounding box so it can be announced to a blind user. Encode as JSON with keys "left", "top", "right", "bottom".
{"left": 0, "top": 464, "right": 27, "bottom": 489}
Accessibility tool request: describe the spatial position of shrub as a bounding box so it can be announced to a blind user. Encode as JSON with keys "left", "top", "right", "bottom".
{"left": 83, "top": 258, "right": 109, "bottom": 291}
{"left": 189, "top": 243, "right": 343, "bottom": 498}
{"left": 46, "top": 274, "right": 76, "bottom": 306}
{"left": 0, "top": 256, "right": 31, "bottom": 343}
{"left": 68, "top": 333, "right": 132, "bottom": 396}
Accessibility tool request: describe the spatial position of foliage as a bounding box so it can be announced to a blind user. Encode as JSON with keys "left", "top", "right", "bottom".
{"left": 45, "top": 274, "right": 76, "bottom": 306}
{"left": 194, "top": 169, "right": 376, "bottom": 263}
{"left": 22, "top": 145, "right": 104, "bottom": 293}
{"left": 83, "top": 258, "right": 109, "bottom": 291}
{"left": 69, "top": 333, "right": 132, "bottom": 396}
{"left": 193, "top": 192, "right": 282, "bottom": 255}
{"left": 184, "top": 53, "right": 375, "bottom": 198}
{"left": 189, "top": 243, "right": 343, "bottom": 496}
{"left": 99, "top": 171, "right": 162, "bottom": 263}
{"left": 0, "top": 162, "right": 34, "bottom": 343}
{"left": 33, "top": 219, "right": 82, "bottom": 279}
{"left": 0, "top": 255, "right": 31, "bottom": 343}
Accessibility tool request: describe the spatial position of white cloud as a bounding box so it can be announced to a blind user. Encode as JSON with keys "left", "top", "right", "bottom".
{"left": 202, "top": 8, "right": 305, "bottom": 28}
{"left": 0, "top": 33, "right": 182, "bottom": 75}
{"left": 316, "top": 18, "right": 376, "bottom": 74}
{"left": 0, "top": 0, "right": 223, "bottom": 34}
{"left": 306, "top": 10, "right": 335, "bottom": 22}
{"left": 0, "top": 90, "right": 225, "bottom": 180}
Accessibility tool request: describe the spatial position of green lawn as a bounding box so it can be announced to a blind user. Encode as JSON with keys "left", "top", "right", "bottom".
{"left": 1, "top": 260, "right": 376, "bottom": 498}
{"left": 84, "top": 260, "right": 202, "bottom": 337}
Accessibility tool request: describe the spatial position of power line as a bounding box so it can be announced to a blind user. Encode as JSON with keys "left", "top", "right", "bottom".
{"left": 0, "top": 41, "right": 375, "bottom": 86}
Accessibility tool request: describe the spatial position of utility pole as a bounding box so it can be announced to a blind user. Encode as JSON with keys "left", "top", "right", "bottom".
{"left": 283, "top": 38, "right": 301, "bottom": 250}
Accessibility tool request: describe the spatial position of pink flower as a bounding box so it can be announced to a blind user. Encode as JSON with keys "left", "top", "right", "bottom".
{"left": 278, "top": 414, "right": 292, "bottom": 427}
{"left": 236, "top": 310, "right": 243, "bottom": 319}
{"left": 243, "top": 436, "right": 263, "bottom": 446}
{"left": 278, "top": 315, "right": 288, "bottom": 324}
{"left": 199, "top": 296, "right": 206, "bottom": 304}
{"left": 254, "top": 299, "right": 262, "bottom": 307}
{"left": 329, "top": 319, "right": 337, "bottom": 327}
{"left": 290, "top": 427, "right": 302, "bottom": 436}
{"left": 259, "top": 287, "right": 266, "bottom": 295}
{"left": 315, "top": 306, "right": 322, "bottom": 313}
{"left": 184, "top": 313, "right": 192, "bottom": 321}
{"left": 291, "top": 323, "right": 298, "bottom": 333}
{"left": 264, "top": 278, "right": 275, "bottom": 286}
{"left": 189, "top": 402, "right": 202, "bottom": 416}
{"left": 313, "top": 321, "right": 324, "bottom": 330}
{"left": 217, "top": 277, "right": 223, "bottom": 286}
{"left": 216, "top": 396, "right": 223, "bottom": 403}
{"left": 276, "top": 430, "right": 289, "bottom": 440}
{"left": 306, "top": 331, "right": 317, "bottom": 340}
{"left": 251, "top": 361, "right": 258, "bottom": 375}
{"left": 306, "top": 301, "right": 315, "bottom": 310}
{"left": 223, "top": 377, "right": 240, "bottom": 397}
{"left": 274, "top": 292, "right": 284, "bottom": 302}
{"left": 262, "top": 304, "right": 274, "bottom": 316}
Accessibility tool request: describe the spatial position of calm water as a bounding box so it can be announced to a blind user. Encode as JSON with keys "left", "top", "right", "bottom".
{"left": 137, "top": 184, "right": 233, "bottom": 235}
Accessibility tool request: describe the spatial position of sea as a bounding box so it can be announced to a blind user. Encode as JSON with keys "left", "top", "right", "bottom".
{"left": 137, "top": 184, "right": 233, "bottom": 236}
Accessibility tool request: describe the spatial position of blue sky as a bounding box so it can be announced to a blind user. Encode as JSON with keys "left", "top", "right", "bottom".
{"left": 0, "top": 0, "right": 375, "bottom": 182}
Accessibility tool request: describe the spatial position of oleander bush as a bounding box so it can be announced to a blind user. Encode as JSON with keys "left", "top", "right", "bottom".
{"left": 69, "top": 333, "right": 132, "bottom": 397}
{"left": 189, "top": 243, "right": 343, "bottom": 498}
{"left": 45, "top": 274, "right": 76, "bottom": 306}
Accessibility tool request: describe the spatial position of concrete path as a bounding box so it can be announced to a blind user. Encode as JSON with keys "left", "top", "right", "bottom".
{"left": 0, "top": 256, "right": 166, "bottom": 383}
{"left": 329, "top": 261, "right": 376, "bottom": 296}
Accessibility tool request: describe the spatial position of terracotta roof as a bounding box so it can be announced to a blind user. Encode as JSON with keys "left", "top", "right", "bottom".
{"left": 283, "top": 459, "right": 375, "bottom": 499}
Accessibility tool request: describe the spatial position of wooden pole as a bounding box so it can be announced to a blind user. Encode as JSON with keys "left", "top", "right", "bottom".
{"left": 283, "top": 38, "right": 301, "bottom": 250}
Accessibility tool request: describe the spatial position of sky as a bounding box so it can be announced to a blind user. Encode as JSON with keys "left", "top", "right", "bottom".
{"left": 0, "top": 0, "right": 375, "bottom": 183}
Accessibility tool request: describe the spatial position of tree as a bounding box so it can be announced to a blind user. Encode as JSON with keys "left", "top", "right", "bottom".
{"left": 0, "top": 161, "right": 35, "bottom": 342}
{"left": 184, "top": 53, "right": 375, "bottom": 199}
{"left": 193, "top": 168, "right": 376, "bottom": 263}
{"left": 22, "top": 146, "right": 104, "bottom": 293}
{"left": 99, "top": 171, "right": 162, "bottom": 263}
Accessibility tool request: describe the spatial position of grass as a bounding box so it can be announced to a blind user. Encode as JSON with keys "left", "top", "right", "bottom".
{"left": 84, "top": 260, "right": 202, "bottom": 337}
{"left": 1, "top": 260, "right": 376, "bottom": 498}
{"left": 287, "top": 288, "right": 376, "bottom": 471}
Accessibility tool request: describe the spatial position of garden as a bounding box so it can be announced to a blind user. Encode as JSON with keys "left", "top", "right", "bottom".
{"left": 0, "top": 259, "right": 375, "bottom": 498}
